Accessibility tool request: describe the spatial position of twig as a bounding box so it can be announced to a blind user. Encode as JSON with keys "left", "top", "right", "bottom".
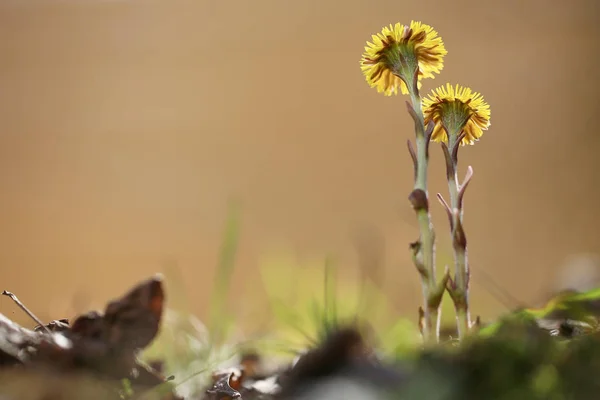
{"left": 1, "top": 290, "right": 50, "bottom": 334}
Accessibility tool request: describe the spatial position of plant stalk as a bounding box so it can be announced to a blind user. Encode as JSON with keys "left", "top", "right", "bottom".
{"left": 406, "top": 83, "right": 440, "bottom": 344}
{"left": 445, "top": 135, "right": 471, "bottom": 340}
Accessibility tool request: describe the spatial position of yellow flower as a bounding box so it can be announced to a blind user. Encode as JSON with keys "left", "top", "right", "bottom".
{"left": 422, "top": 84, "right": 491, "bottom": 146}
{"left": 360, "top": 21, "right": 447, "bottom": 96}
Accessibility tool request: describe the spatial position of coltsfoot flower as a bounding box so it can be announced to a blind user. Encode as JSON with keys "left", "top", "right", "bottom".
{"left": 360, "top": 21, "right": 447, "bottom": 96}
{"left": 422, "top": 84, "right": 491, "bottom": 146}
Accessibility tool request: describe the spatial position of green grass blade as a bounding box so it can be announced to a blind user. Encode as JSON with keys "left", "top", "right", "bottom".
{"left": 208, "top": 200, "right": 241, "bottom": 345}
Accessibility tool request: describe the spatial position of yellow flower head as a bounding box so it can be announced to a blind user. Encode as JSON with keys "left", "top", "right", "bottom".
{"left": 360, "top": 21, "right": 447, "bottom": 96}
{"left": 422, "top": 84, "right": 491, "bottom": 146}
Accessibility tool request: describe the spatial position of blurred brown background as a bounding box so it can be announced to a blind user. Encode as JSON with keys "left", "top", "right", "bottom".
{"left": 0, "top": 0, "right": 598, "bottom": 328}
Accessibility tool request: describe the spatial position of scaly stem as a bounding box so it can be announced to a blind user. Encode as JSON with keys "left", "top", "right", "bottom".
{"left": 407, "top": 87, "right": 439, "bottom": 344}
{"left": 448, "top": 172, "right": 469, "bottom": 338}
{"left": 444, "top": 135, "right": 471, "bottom": 340}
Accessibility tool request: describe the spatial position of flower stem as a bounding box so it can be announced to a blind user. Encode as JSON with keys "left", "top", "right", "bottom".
{"left": 444, "top": 137, "right": 471, "bottom": 340}
{"left": 407, "top": 87, "right": 440, "bottom": 344}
